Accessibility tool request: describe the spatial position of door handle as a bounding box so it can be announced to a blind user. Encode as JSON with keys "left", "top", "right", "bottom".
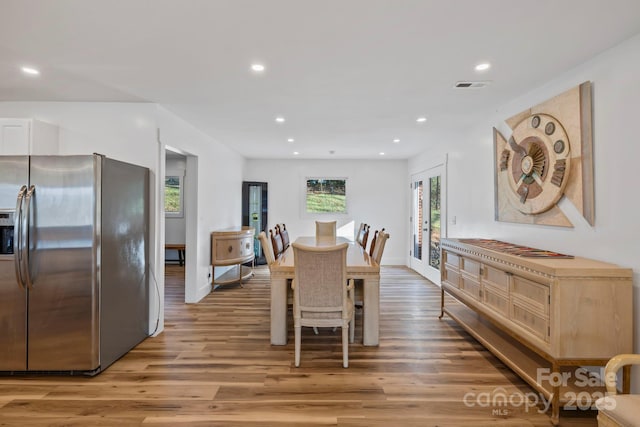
{"left": 21, "top": 185, "right": 35, "bottom": 290}
{"left": 14, "top": 185, "right": 27, "bottom": 289}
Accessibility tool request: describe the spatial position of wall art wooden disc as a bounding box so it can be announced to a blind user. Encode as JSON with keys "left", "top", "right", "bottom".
{"left": 493, "top": 81, "right": 594, "bottom": 227}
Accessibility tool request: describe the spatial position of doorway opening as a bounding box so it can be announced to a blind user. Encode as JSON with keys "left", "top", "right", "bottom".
{"left": 163, "top": 147, "right": 198, "bottom": 303}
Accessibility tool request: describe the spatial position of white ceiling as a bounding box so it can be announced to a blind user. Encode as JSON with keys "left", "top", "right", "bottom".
{"left": 2, "top": 0, "right": 640, "bottom": 160}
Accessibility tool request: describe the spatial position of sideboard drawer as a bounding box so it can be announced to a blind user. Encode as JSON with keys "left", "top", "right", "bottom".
{"left": 482, "top": 284, "right": 509, "bottom": 317}
{"left": 511, "top": 301, "right": 549, "bottom": 342}
{"left": 444, "top": 251, "right": 461, "bottom": 270}
{"left": 460, "top": 274, "right": 481, "bottom": 300}
{"left": 211, "top": 227, "right": 255, "bottom": 266}
{"left": 461, "top": 257, "right": 481, "bottom": 279}
{"left": 443, "top": 267, "right": 461, "bottom": 288}
{"left": 511, "top": 275, "right": 549, "bottom": 315}
{"left": 214, "top": 236, "right": 253, "bottom": 262}
{"left": 483, "top": 265, "right": 510, "bottom": 293}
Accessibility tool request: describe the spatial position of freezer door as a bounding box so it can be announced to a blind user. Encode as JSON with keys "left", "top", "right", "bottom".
{"left": 100, "top": 157, "right": 149, "bottom": 369}
{"left": 0, "top": 156, "right": 29, "bottom": 371}
{"left": 27, "top": 155, "right": 99, "bottom": 371}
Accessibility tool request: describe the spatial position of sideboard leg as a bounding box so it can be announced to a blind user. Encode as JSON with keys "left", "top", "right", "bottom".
{"left": 438, "top": 287, "right": 445, "bottom": 319}
{"left": 550, "top": 362, "right": 560, "bottom": 426}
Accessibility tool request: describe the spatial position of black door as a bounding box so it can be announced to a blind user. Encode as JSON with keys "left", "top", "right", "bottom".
{"left": 242, "top": 182, "right": 268, "bottom": 265}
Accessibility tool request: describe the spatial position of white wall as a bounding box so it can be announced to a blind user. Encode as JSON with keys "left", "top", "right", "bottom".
{"left": 244, "top": 159, "right": 407, "bottom": 265}
{"left": 156, "top": 106, "right": 245, "bottom": 304}
{"left": 0, "top": 102, "right": 246, "bottom": 335}
{"left": 409, "top": 33, "right": 640, "bottom": 391}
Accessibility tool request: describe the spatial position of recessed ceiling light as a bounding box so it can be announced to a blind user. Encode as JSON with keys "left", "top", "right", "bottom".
{"left": 475, "top": 62, "right": 491, "bottom": 71}
{"left": 416, "top": 117, "right": 427, "bottom": 123}
{"left": 275, "top": 116, "right": 285, "bottom": 123}
{"left": 287, "top": 138, "right": 294, "bottom": 143}
{"left": 293, "top": 151, "right": 299, "bottom": 155}
{"left": 379, "top": 152, "right": 385, "bottom": 156}
{"left": 251, "top": 63, "right": 265, "bottom": 72}
{"left": 21, "top": 66, "right": 40, "bottom": 76}
{"left": 393, "top": 139, "right": 400, "bottom": 143}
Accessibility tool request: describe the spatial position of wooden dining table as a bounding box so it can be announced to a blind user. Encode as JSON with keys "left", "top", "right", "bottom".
{"left": 270, "top": 236, "right": 381, "bottom": 346}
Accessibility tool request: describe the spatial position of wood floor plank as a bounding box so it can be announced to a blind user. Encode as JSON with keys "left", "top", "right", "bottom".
{"left": 0, "top": 264, "right": 597, "bottom": 426}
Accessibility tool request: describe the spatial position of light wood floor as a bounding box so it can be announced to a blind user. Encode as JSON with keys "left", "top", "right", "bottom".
{"left": 0, "top": 265, "right": 597, "bottom": 426}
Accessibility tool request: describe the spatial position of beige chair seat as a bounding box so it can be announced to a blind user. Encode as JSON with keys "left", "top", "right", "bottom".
{"left": 300, "top": 300, "right": 354, "bottom": 320}
{"left": 597, "top": 353, "right": 640, "bottom": 427}
{"left": 597, "top": 395, "right": 640, "bottom": 426}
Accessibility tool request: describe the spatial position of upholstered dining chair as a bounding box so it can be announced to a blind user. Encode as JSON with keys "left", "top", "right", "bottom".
{"left": 361, "top": 225, "right": 370, "bottom": 249}
{"left": 270, "top": 228, "right": 284, "bottom": 258}
{"left": 279, "top": 223, "right": 290, "bottom": 249}
{"left": 355, "top": 229, "right": 388, "bottom": 311}
{"left": 356, "top": 224, "right": 369, "bottom": 247}
{"left": 315, "top": 220, "right": 337, "bottom": 238}
{"left": 257, "top": 231, "right": 276, "bottom": 266}
{"left": 371, "top": 230, "right": 389, "bottom": 265}
{"left": 291, "top": 242, "right": 354, "bottom": 368}
{"left": 356, "top": 222, "right": 365, "bottom": 242}
{"left": 368, "top": 229, "right": 380, "bottom": 257}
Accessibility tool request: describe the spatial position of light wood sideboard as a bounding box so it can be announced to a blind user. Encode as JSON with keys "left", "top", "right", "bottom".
{"left": 439, "top": 238, "right": 633, "bottom": 425}
{"left": 210, "top": 227, "right": 255, "bottom": 287}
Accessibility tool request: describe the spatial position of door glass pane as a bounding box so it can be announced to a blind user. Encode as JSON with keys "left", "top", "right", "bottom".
{"left": 429, "top": 175, "right": 441, "bottom": 270}
{"left": 412, "top": 180, "right": 423, "bottom": 260}
{"left": 249, "top": 185, "right": 262, "bottom": 258}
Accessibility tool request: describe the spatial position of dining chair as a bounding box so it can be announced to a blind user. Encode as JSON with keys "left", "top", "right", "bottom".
{"left": 279, "top": 223, "right": 290, "bottom": 249}
{"left": 270, "top": 228, "right": 284, "bottom": 258}
{"left": 291, "top": 242, "right": 354, "bottom": 368}
{"left": 354, "top": 229, "right": 389, "bottom": 311}
{"left": 368, "top": 229, "right": 380, "bottom": 257}
{"left": 371, "top": 230, "right": 389, "bottom": 265}
{"left": 356, "top": 222, "right": 365, "bottom": 242}
{"left": 356, "top": 224, "right": 369, "bottom": 247}
{"left": 361, "top": 224, "right": 370, "bottom": 249}
{"left": 257, "top": 231, "right": 276, "bottom": 266}
{"left": 315, "top": 220, "right": 337, "bottom": 238}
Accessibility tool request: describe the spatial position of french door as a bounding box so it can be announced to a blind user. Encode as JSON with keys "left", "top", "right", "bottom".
{"left": 410, "top": 165, "right": 445, "bottom": 285}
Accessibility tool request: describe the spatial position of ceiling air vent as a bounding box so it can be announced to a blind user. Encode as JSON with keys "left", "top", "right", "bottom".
{"left": 454, "top": 81, "right": 492, "bottom": 89}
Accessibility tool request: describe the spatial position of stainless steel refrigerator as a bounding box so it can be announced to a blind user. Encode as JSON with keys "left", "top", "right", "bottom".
{"left": 0, "top": 154, "right": 149, "bottom": 374}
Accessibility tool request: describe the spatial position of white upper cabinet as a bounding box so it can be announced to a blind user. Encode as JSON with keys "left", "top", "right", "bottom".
{"left": 0, "top": 118, "right": 59, "bottom": 155}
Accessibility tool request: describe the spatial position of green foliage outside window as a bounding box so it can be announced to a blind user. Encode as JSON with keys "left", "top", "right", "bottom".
{"left": 306, "top": 179, "right": 346, "bottom": 213}
{"left": 165, "top": 176, "right": 182, "bottom": 215}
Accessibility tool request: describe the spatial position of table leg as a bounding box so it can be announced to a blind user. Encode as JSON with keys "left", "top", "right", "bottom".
{"left": 271, "top": 276, "right": 288, "bottom": 345}
{"left": 362, "top": 275, "right": 380, "bottom": 346}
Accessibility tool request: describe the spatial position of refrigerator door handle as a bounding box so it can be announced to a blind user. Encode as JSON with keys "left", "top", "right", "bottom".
{"left": 22, "top": 185, "right": 36, "bottom": 290}
{"left": 14, "top": 185, "right": 27, "bottom": 289}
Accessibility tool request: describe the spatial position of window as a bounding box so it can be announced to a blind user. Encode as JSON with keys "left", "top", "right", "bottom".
{"left": 165, "top": 175, "right": 184, "bottom": 217}
{"left": 305, "top": 178, "right": 347, "bottom": 214}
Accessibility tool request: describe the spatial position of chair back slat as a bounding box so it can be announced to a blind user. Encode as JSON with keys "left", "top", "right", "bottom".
{"left": 258, "top": 231, "right": 276, "bottom": 265}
